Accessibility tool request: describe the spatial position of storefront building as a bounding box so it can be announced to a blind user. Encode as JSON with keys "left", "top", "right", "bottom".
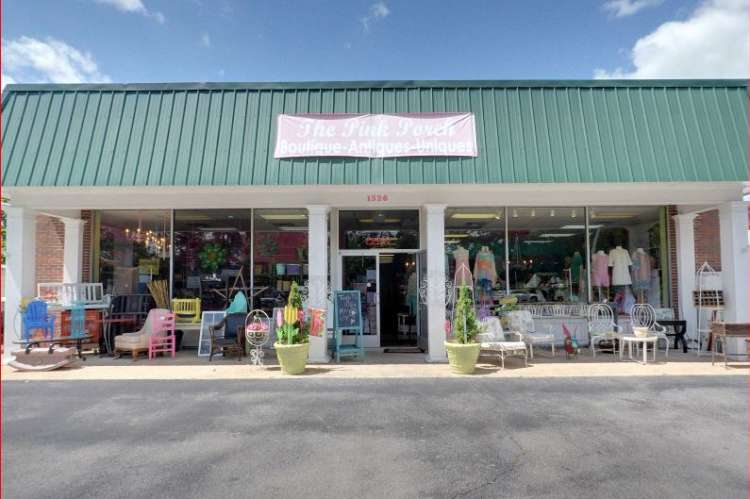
{"left": 2, "top": 80, "right": 748, "bottom": 362}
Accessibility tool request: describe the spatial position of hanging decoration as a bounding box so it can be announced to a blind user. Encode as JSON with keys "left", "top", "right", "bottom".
{"left": 198, "top": 242, "right": 226, "bottom": 273}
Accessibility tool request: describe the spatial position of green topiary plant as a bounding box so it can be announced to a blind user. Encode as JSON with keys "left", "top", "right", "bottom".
{"left": 452, "top": 286, "right": 479, "bottom": 344}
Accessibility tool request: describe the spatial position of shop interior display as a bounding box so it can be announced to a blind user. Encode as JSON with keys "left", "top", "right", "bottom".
{"left": 444, "top": 206, "right": 667, "bottom": 317}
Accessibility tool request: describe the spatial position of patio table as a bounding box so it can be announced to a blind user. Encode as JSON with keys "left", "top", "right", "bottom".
{"left": 619, "top": 335, "right": 658, "bottom": 364}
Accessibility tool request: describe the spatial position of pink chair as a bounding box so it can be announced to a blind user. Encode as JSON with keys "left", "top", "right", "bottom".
{"left": 149, "top": 312, "right": 176, "bottom": 360}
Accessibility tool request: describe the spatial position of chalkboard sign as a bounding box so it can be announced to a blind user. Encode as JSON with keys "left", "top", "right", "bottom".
{"left": 334, "top": 290, "right": 362, "bottom": 330}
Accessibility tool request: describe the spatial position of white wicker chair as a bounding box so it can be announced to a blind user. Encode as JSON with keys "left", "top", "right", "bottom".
{"left": 630, "top": 303, "right": 670, "bottom": 358}
{"left": 588, "top": 304, "right": 622, "bottom": 357}
{"left": 508, "top": 310, "right": 556, "bottom": 358}
{"left": 477, "top": 317, "right": 528, "bottom": 369}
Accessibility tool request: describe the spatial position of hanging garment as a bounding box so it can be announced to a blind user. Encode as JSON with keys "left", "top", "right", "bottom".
{"left": 631, "top": 251, "right": 652, "bottom": 291}
{"left": 453, "top": 247, "right": 473, "bottom": 286}
{"left": 473, "top": 247, "right": 498, "bottom": 286}
{"left": 591, "top": 252, "right": 610, "bottom": 287}
{"left": 608, "top": 247, "right": 633, "bottom": 286}
{"left": 570, "top": 252, "right": 584, "bottom": 283}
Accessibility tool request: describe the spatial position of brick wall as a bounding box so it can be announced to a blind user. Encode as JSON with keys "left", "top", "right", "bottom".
{"left": 666, "top": 205, "right": 679, "bottom": 314}
{"left": 81, "top": 210, "right": 93, "bottom": 282}
{"left": 34, "top": 211, "right": 95, "bottom": 286}
{"left": 693, "top": 209, "right": 721, "bottom": 271}
{"left": 35, "top": 215, "right": 65, "bottom": 286}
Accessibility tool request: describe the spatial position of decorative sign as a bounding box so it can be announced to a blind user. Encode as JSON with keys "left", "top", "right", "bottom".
{"left": 274, "top": 113, "right": 478, "bottom": 159}
{"left": 334, "top": 290, "right": 362, "bottom": 330}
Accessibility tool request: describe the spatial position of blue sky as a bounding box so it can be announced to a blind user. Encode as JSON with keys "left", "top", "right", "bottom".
{"left": 2, "top": 0, "right": 747, "bottom": 86}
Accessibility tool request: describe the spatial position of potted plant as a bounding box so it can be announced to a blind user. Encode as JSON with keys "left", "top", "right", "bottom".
{"left": 445, "top": 286, "right": 481, "bottom": 374}
{"left": 274, "top": 282, "right": 309, "bottom": 375}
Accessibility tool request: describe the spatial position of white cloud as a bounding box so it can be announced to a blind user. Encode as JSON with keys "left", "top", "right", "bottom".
{"left": 94, "top": 0, "right": 165, "bottom": 23}
{"left": 595, "top": 0, "right": 748, "bottom": 78}
{"left": 200, "top": 32, "right": 211, "bottom": 47}
{"left": 361, "top": 1, "right": 390, "bottom": 31}
{"left": 1, "top": 36, "right": 111, "bottom": 88}
{"left": 603, "top": 0, "right": 663, "bottom": 17}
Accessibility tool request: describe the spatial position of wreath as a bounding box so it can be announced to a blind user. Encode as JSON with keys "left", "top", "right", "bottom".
{"left": 199, "top": 242, "right": 226, "bottom": 273}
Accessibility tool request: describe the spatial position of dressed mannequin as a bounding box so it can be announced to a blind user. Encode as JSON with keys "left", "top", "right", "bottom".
{"left": 473, "top": 246, "right": 498, "bottom": 286}
{"left": 452, "top": 246, "right": 472, "bottom": 287}
{"left": 608, "top": 245, "right": 632, "bottom": 287}
{"left": 571, "top": 251, "right": 584, "bottom": 296}
{"left": 631, "top": 248, "right": 652, "bottom": 303}
{"left": 591, "top": 250, "right": 610, "bottom": 301}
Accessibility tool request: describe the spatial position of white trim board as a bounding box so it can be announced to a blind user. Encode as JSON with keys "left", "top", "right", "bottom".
{"left": 4, "top": 181, "right": 745, "bottom": 210}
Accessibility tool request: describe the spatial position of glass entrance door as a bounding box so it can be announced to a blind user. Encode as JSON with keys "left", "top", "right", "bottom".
{"left": 341, "top": 254, "right": 380, "bottom": 348}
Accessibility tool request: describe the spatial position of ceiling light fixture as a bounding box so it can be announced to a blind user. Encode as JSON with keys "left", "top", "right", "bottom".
{"left": 550, "top": 209, "right": 555, "bottom": 217}
{"left": 531, "top": 209, "right": 536, "bottom": 217}
{"left": 512, "top": 209, "right": 518, "bottom": 218}
{"left": 450, "top": 213, "right": 497, "bottom": 219}
{"left": 260, "top": 214, "right": 307, "bottom": 221}
{"left": 571, "top": 209, "right": 577, "bottom": 218}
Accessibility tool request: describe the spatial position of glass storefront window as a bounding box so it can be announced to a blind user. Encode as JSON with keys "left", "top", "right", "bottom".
{"left": 96, "top": 210, "right": 171, "bottom": 295}
{"left": 507, "top": 207, "right": 587, "bottom": 303}
{"left": 444, "top": 208, "right": 506, "bottom": 304}
{"left": 588, "top": 206, "right": 667, "bottom": 312}
{"left": 339, "top": 210, "right": 419, "bottom": 250}
{"left": 253, "top": 209, "right": 308, "bottom": 315}
{"left": 172, "top": 210, "right": 252, "bottom": 311}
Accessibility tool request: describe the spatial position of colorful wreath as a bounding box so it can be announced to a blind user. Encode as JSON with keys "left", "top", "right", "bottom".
{"left": 198, "top": 242, "right": 226, "bottom": 273}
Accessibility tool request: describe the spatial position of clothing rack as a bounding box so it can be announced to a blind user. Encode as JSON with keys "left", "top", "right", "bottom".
{"left": 694, "top": 262, "right": 723, "bottom": 356}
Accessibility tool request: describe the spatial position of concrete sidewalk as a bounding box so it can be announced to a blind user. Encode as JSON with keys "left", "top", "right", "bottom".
{"left": 2, "top": 351, "right": 746, "bottom": 380}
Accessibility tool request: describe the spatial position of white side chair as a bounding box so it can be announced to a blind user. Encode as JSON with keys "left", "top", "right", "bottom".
{"left": 630, "top": 303, "right": 670, "bottom": 358}
{"left": 476, "top": 317, "right": 528, "bottom": 369}
{"left": 588, "top": 304, "right": 622, "bottom": 357}
{"left": 508, "top": 310, "right": 556, "bottom": 359}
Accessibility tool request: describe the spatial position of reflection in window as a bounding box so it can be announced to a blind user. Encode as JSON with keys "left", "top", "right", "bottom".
{"left": 339, "top": 210, "right": 419, "bottom": 250}
{"left": 97, "top": 210, "right": 171, "bottom": 295}
{"left": 588, "top": 206, "right": 667, "bottom": 313}
{"left": 253, "top": 209, "right": 308, "bottom": 316}
{"left": 172, "top": 210, "right": 251, "bottom": 311}
{"left": 508, "top": 208, "right": 586, "bottom": 303}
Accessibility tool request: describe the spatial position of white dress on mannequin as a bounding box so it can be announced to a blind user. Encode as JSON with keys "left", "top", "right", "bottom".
{"left": 608, "top": 246, "right": 632, "bottom": 286}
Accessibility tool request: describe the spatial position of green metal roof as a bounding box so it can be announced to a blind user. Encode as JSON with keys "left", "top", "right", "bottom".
{"left": 2, "top": 80, "right": 747, "bottom": 187}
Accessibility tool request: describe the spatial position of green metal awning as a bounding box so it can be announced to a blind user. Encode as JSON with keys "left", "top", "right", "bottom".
{"left": 2, "top": 80, "right": 747, "bottom": 187}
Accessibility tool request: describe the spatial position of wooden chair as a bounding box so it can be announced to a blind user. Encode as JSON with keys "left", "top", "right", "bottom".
{"left": 21, "top": 300, "right": 56, "bottom": 341}
{"left": 172, "top": 298, "right": 201, "bottom": 323}
{"left": 149, "top": 312, "right": 176, "bottom": 360}
{"left": 208, "top": 313, "right": 245, "bottom": 361}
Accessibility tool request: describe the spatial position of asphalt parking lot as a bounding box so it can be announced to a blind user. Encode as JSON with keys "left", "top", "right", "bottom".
{"left": 2, "top": 376, "right": 746, "bottom": 499}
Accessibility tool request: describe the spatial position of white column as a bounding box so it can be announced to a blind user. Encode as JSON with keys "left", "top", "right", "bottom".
{"left": 62, "top": 217, "right": 86, "bottom": 283}
{"left": 3, "top": 207, "right": 36, "bottom": 363}
{"left": 306, "top": 205, "right": 330, "bottom": 363}
{"left": 424, "top": 204, "right": 447, "bottom": 362}
{"left": 674, "top": 212, "right": 697, "bottom": 340}
{"left": 719, "top": 201, "right": 749, "bottom": 323}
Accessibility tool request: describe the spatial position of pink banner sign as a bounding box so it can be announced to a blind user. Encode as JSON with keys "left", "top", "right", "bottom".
{"left": 274, "top": 113, "right": 477, "bottom": 159}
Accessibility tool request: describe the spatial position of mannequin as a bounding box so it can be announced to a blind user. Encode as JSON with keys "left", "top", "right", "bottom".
{"left": 591, "top": 250, "right": 610, "bottom": 302}
{"left": 452, "top": 246, "right": 472, "bottom": 287}
{"left": 631, "top": 248, "right": 652, "bottom": 303}
{"left": 474, "top": 246, "right": 497, "bottom": 304}
{"left": 608, "top": 245, "right": 632, "bottom": 286}
{"left": 571, "top": 251, "right": 584, "bottom": 296}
